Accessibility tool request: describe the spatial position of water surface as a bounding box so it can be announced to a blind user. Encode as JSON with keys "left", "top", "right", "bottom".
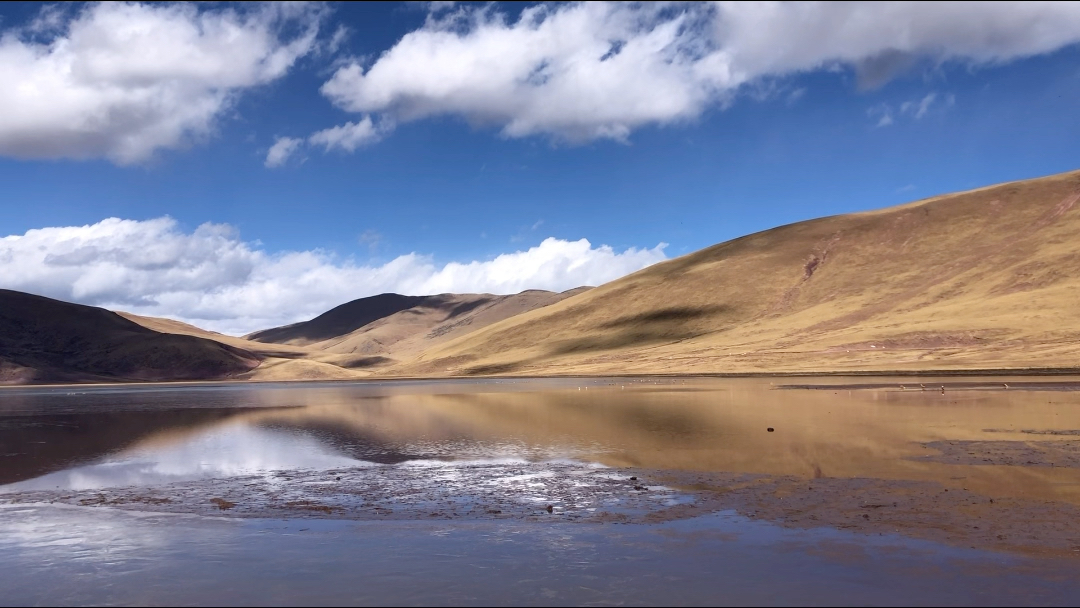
{"left": 3, "top": 377, "right": 1080, "bottom": 604}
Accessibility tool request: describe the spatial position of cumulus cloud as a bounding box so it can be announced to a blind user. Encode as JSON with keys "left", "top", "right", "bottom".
{"left": 0, "top": 218, "right": 667, "bottom": 335}
{"left": 264, "top": 136, "right": 304, "bottom": 167}
{"left": 313, "top": 1, "right": 1080, "bottom": 146}
{"left": 308, "top": 117, "right": 385, "bottom": 152}
{"left": 0, "top": 2, "right": 325, "bottom": 164}
{"left": 265, "top": 116, "right": 387, "bottom": 167}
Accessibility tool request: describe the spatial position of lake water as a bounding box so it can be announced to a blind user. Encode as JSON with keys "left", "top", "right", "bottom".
{"left": 3, "top": 377, "right": 1080, "bottom": 605}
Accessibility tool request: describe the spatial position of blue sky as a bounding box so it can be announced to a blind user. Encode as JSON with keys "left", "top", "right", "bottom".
{"left": 1, "top": 1, "right": 1079, "bottom": 333}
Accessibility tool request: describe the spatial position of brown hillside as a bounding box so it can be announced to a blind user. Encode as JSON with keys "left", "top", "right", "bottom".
{"left": 118, "top": 311, "right": 313, "bottom": 359}
{"left": 396, "top": 169, "right": 1080, "bottom": 376}
{"left": 0, "top": 290, "right": 259, "bottom": 384}
{"left": 245, "top": 293, "right": 428, "bottom": 346}
{"left": 307, "top": 288, "right": 590, "bottom": 363}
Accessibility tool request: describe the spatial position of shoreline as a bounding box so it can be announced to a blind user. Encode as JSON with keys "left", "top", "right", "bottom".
{"left": 6, "top": 367, "right": 1080, "bottom": 390}
{"left": 7, "top": 463, "right": 1080, "bottom": 558}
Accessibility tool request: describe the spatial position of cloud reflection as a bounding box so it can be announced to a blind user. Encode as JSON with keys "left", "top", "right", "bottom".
{"left": 5, "top": 424, "right": 365, "bottom": 491}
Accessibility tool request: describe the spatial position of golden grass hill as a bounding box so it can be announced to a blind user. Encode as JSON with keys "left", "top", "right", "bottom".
{"left": 4, "top": 168, "right": 1080, "bottom": 384}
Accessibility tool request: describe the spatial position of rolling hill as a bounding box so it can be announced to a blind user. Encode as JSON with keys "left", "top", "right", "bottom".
{"left": 394, "top": 169, "right": 1080, "bottom": 376}
{"left": 9, "top": 168, "right": 1080, "bottom": 384}
{"left": 245, "top": 293, "right": 428, "bottom": 347}
{"left": 299, "top": 289, "right": 590, "bottom": 358}
{"left": 0, "top": 290, "right": 259, "bottom": 384}
{"left": 111, "top": 288, "right": 591, "bottom": 383}
{"left": 237, "top": 289, "right": 588, "bottom": 370}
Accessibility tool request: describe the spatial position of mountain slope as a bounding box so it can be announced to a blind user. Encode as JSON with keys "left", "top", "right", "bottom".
{"left": 307, "top": 288, "right": 590, "bottom": 361}
{"left": 395, "top": 169, "right": 1080, "bottom": 376}
{"left": 244, "top": 294, "right": 428, "bottom": 346}
{"left": 0, "top": 290, "right": 259, "bottom": 384}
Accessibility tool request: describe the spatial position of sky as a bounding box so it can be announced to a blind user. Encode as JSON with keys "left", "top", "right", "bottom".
{"left": 1, "top": 1, "right": 1079, "bottom": 335}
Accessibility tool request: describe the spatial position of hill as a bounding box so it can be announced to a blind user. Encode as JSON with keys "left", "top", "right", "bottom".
{"left": 245, "top": 293, "right": 428, "bottom": 346}
{"left": 395, "top": 169, "right": 1080, "bottom": 376}
{"left": 15, "top": 169, "right": 1080, "bottom": 383}
{"left": 0, "top": 290, "right": 259, "bottom": 384}
{"left": 117, "top": 289, "right": 589, "bottom": 380}
{"left": 304, "top": 289, "right": 590, "bottom": 360}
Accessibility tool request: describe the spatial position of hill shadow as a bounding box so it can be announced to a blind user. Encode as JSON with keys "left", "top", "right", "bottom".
{"left": 598, "top": 305, "right": 729, "bottom": 329}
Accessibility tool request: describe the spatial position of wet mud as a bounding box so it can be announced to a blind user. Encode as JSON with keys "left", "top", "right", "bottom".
{"left": 6, "top": 457, "right": 1080, "bottom": 558}
{"left": 916, "top": 440, "right": 1080, "bottom": 468}
{"left": 1, "top": 462, "right": 691, "bottom": 524}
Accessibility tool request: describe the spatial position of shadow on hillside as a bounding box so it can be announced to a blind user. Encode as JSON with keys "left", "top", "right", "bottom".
{"left": 549, "top": 331, "right": 702, "bottom": 356}
{"left": 462, "top": 362, "right": 523, "bottom": 375}
{"left": 337, "top": 356, "right": 394, "bottom": 369}
{"left": 598, "top": 305, "right": 729, "bottom": 329}
{"left": 457, "top": 306, "right": 728, "bottom": 375}
{"left": 442, "top": 297, "right": 493, "bottom": 321}
{"left": 551, "top": 305, "right": 727, "bottom": 355}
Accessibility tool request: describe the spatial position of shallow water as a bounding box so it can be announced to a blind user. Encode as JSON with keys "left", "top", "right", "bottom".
{"left": 5, "top": 504, "right": 1078, "bottom": 606}
{"left": 3, "top": 377, "right": 1080, "bottom": 604}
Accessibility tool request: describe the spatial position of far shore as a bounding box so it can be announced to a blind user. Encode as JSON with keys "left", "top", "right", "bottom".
{"left": 5, "top": 367, "right": 1080, "bottom": 390}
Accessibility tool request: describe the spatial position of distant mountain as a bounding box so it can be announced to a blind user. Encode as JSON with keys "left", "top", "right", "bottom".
{"left": 17, "top": 169, "right": 1080, "bottom": 384}
{"left": 243, "top": 289, "right": 589, "bottom": 365}
{"left": 117, "top": 288, "right": 590, "bottom": 381}
{"left": 302, "top": 288, "right": 591, "bottom": 362}
{"left": 398, "top": 169, "right": 1080, "bottom": 376}
{"left": 0, "top": 290, "right": 259, "bottom": 384}
{"left": 245, "top": 293, "right": 429, "bottom": 346}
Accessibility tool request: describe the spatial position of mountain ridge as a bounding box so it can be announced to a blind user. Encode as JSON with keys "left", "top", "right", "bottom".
{"left": 392, "top": 168, "right": 1080, "bottom": 376}
{"left": 6, "top": 168, "right": 1080, "bottom": 384}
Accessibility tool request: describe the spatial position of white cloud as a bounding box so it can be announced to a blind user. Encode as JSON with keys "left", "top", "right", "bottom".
{"left": 900, "top": 93, "right": 937, "bottom": 119}
{"left": 0, "top": 2, "right": 325, "bottom": 165}
{"left": 871, "top": 91, "right": 955, "bottom": 127}
{"left": 0, "top": 217, "right": 667, "bottom": 335}
{"left": 266, "top": 116, "right": 386, "bottom": 167}
{"left": 315, "top": 1, "right": 1080, "bottom": 146}
{"left": 308, "top": 116, "right": 385, "bottom": 152}
{"left": 264, "top": 136, "right": 304, "bottom": 167}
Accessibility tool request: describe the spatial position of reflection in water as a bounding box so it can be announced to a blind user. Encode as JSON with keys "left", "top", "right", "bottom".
{"left": 5, "top": 378, "right": 1080, "bottom": 604}
{"left": 3, "top": 377, "right": 1080, "bottom": 505}
{"left": 5, "top": 424, "right": 366, "bottom": 491}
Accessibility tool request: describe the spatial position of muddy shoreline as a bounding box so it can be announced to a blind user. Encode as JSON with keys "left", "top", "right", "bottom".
{"left": 6, "top": 459, "right": 1080, "bottom": 559}
{"left": 780, "top": 380, "right": 1080, "bottom": 391}
{"left": 7, "top": 368, "right": 1080, "bottom": 390}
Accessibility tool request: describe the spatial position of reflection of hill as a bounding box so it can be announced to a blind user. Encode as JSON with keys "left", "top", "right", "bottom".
{"left": 238, "top": 381, "right": 1080, "bottom": 505}
{"left": 256, "top": 421, "right": 430, "bottom": 464}
{"left": 0, "top": 407, "right": 260, "bottom": 485}
{"left": 7, "top": 381, "right": 1080, "bottom": 507}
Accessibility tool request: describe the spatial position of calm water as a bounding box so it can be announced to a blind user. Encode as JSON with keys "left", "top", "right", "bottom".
{"left": 2, "top": 377, "right": 1080, "bottom": 605}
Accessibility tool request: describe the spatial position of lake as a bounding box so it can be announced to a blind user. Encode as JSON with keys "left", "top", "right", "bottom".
{"left": 3, "top": 377, "right": 1080, "bottom": 605}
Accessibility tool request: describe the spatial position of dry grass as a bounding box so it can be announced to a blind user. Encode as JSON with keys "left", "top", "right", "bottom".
{"left": 305, "top": 289, "right": 588, "bottom": 360}
{"left": 391, "top": 169, "right": 1080, "bottom": 376}
{"left": 35, "top": 169, "right": 1080, "bottom": 383}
